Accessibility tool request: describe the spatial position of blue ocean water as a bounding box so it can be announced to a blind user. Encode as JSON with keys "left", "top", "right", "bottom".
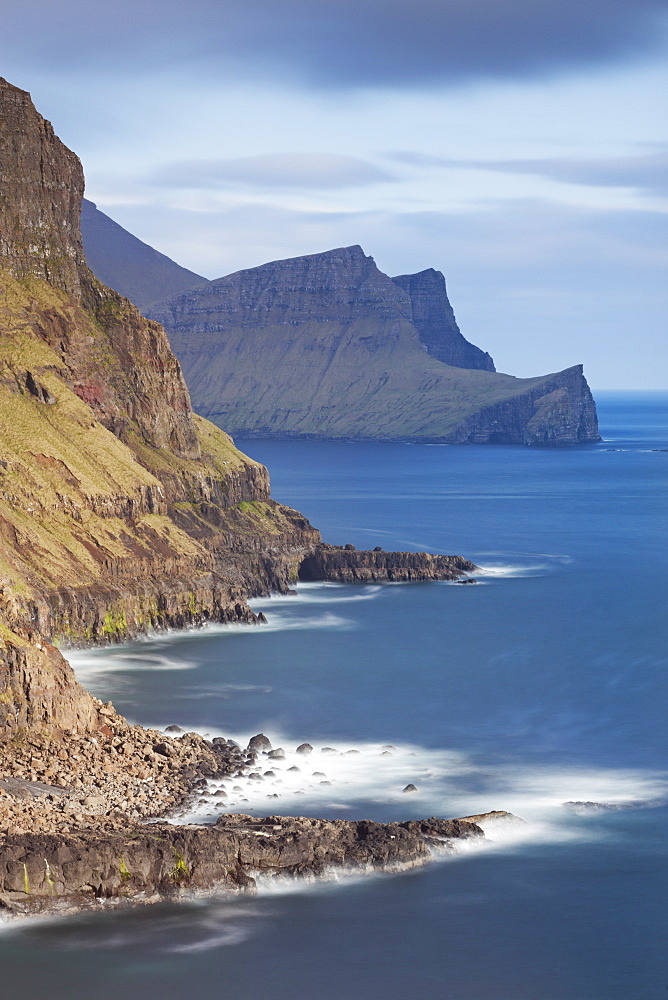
{"left": 1, "top": 391, "right": 666, "bottom": 1000}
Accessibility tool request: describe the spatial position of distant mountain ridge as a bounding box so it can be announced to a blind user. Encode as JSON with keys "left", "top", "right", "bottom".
{"left": 80, "top": 199, "right": 206, "bottom": 312}
{"left": 146, "top": 245, "right": 599, "bottom": 447}
{"left": 80, "top": 203, "right": 598, "bottom": 447}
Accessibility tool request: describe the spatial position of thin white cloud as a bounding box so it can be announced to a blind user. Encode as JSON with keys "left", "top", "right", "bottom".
{"left": 388, "top": 149, "right": 668, "bottom": 197}
{"left": 151, "top": 153, "right": 395, "bottom": 191}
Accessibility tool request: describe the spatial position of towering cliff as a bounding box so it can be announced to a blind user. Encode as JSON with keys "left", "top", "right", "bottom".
{"left": 80, "top": 199, "right": 207, "bottom": 312}
{"left": 0, "top": 77, "right": 320, "bottom": 735}
{"left": 0, "top": 79, "right": 474, "bottom": 739}
{"left": 391, "top": 268, "right": 495, "bottom": 371}
{"left": 148, "top": 246, "right": 599, "bottom": 446}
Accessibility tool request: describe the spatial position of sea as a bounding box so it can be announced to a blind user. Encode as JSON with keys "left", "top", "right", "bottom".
{"left": 1, "top": 390, "right": 666, "bottom": 1000}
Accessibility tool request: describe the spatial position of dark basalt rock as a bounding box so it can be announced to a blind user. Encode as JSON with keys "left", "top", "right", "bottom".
{"left": 248, "top": 734, "right": 272, "bottom": 753}
{"left": 0, "top": 813, "right": 485, "bottom": 916}
{"left": 391, "top": 268, "right": 495, "bottom": 371}
{"left": 299, "top": 545, "right": 476, "bottom": 583}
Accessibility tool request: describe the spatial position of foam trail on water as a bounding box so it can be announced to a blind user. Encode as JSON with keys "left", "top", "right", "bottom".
{"left": 158, "top": 727, "right": 667, "bottom": 854}
{"left": 250, "top": 583, "right": 383, "bottom": 607}
{"left": 473, "top": 550, "right": 573, "bottom": 579}
{"left": 67, "top": 607, "right": 354, "bottom": 685}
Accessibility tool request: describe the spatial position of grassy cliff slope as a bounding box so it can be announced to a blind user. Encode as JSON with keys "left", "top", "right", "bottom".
{"left": 149, "top": 246, "right": 599, "bottom": 446}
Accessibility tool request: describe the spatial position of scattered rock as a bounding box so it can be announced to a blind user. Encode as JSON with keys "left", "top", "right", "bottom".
{"left": 296, "top": 743, "right": 313, "bottom": 755}
{"left": 248, "top": 734, "right": 272, "bottom": 752}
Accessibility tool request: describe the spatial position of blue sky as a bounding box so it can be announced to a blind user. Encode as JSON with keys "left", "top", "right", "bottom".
{"left": 2, "top": 0, "right": 667, "bottom": 386}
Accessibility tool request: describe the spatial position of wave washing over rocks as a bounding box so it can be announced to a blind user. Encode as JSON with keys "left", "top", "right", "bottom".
{"left": 161, "top": 729, "right": 667, "bottom": 850}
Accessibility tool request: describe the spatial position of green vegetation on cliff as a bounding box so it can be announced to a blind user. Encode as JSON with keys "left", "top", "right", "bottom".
{"left": 148, "top": 245, "right": 600, "bottom": 446}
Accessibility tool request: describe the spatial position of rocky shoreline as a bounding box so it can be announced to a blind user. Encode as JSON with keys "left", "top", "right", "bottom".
{"left": 0, "top": 705, "right": 511, "bottom": 918}
{"left": 0, "top": 77, "right": 498, "bottom": 924}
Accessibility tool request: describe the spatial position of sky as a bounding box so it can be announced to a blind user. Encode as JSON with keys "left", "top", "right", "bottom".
{"left": 2, "top": 0, "right": 667, "bottom": 387}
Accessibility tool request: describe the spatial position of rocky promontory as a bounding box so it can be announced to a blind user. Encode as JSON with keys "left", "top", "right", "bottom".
{"left": 0, "top": 709, "right": 497, "bottom": 917}
{"left": 299, "top": 544, "right": 476, "bottom": 583}
{"left": 142, "top": 245, "right": 599, "bottom": 447}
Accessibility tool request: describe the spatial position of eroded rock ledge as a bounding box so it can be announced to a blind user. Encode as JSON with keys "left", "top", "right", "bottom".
{"left": 0, "top": 813, "right": 485, "bottom": 917}
{"left": 299, "top": 544, "right": 476, "bottom": 583}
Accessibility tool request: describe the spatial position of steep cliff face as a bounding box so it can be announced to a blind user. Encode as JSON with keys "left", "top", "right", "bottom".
{"left": 0, "top": 78, "right": 322, "bottom": 735}
{"left": 0, "top": 79, "right": 475, "bottom": 741}
{"left": 149, "top": 246, "right": 599, "bottom": 446}
{"left": 0, "top": 78, "right": 86, "bottom": 298}
{"left": 391, "top": 268, "right": 495, "bottom": 371}
{"left": 81, "top": 199, "right": 207, "bottom": 312}
{"left": 0, "top": 627, "right": 98, "bottom": 737}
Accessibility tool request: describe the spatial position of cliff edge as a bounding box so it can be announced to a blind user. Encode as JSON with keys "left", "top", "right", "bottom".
{"left": 147, "top": 245, "right": 599, "bottom": 446}
{"left": 0, "top": 78, "right": 473, "bottom": 739}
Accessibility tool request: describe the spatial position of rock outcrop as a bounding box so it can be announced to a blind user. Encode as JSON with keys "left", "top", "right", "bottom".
{"left": 81, "top": 199, "right": 207, "bottom": 313}
{"left": 299, "top": 545, "right": 476, "bottom": 583}
{"left": 0, "top": 78, "right": 502, "bottom": 918}
{"left": 0, "top": 77, "right": 318, "bottom": 734}
{"left": 0, "top": 78, "right": 85, "bottom": 298}
{"left": 0, "top": 78, "right": 318, "bottom": 632}
{"left": 0, "top": 813, "right": 484, "bottom": 915}
{"left": 146, "top": 245, "right": 599, "bottom": 446}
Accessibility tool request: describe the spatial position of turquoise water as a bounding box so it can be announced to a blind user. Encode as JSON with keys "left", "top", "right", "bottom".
{"left": 1, "top": 391, "right": 666, "bottom": 1000}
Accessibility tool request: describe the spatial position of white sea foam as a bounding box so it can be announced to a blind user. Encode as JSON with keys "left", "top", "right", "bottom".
{"left": 69, "top": 650, "right": 200, "bottom": 685}
{"left": 472, "top": 550, "right": 573, "bottom": 579}
{"left": 67, "top": 607, "right": 354, "bottom": 684}
{"left": 157, "top": 727, "right": 667, "bottom": 857}
{"left": 250, "top": 583, "right": 383, "bottom": 607}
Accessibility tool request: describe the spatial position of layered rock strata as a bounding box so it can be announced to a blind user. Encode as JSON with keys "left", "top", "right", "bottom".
{"left": 0, "top": 76, "right": 323, "bottom": 736}
{"left": 391, "top": 267, "right": 495, "bottom": 371}
{"left": 147, "top": 245, "right": 599, "bottom": 446}
{"left": 299, "top": 544, "right": 476, "bottom": 583}
{"left": 0, "top": 77, "right": 490, "bottom": 917}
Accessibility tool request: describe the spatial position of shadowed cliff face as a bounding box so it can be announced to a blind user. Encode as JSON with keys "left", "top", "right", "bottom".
{"left": 391, "top": 268, "right": 495, "bottom": 372}
{"left": 0, "top": 78, "right": 86, "bottom": 298}
{"left": 81, "top": 199, "right": 207, "bottom": 313}
{"left": 148, "top": 246, "right": 599, "bottom": 446}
